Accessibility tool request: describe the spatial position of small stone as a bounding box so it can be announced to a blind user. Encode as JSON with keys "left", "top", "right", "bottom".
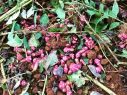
{"left": 45, "top": 46, "right": 51, "bottom": 51}
{"left": 106, "top": 75, "right": 112, "bottom": 81}
{"left": 15, "top": 87, "right": 22, "bottom": 95}
{"left": 56, "top": 91, "right": 64, "bottom": 95}
{"left": 101, "top": 59, "right": 109, "bottom": 65}
{"left": 59, "top": 74, "right": 67, "bottom": 81}
{"left": 66, "top": 60, "right": 73, "bottom": 67}
{"left": 77, "top": 89, "right": 83, "bottom": 95}
{"left": 87, "top": 50, "right": 96, "bottom": 59}
{"left": 94, "top": 46, "right": 100, "bottom": 52}
{"left": 82, "top": 65, "right": 88, "bottom": 72}
{"left": 46, "top": 87, "right": 55, "bottom": 95}
{"left": 32, "top": 86, "right": 38, "bottom": 94}
{"left": 38, "top": 81, "right": 44, "bottom": 88}
{"left": 110, "top": 83, "right": 115, "bottom": 89}
{"left": 33, "top": 73, "right": 41, "bottom": 80}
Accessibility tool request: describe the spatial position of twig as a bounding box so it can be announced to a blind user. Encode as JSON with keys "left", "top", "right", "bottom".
{"left": 41, "top": 75, "right": 47, "bottom": 95}
{"left": 97, "top": 40, "right": 118, "bottom": 71}
{"left": 117, "top": 62, "right": 127, "bottom": 65}
{"left": 0, "top": 58, "right": 12, "bottom": 95}
{"left": 83, "top": 73, "right": 117, "bottom": 95}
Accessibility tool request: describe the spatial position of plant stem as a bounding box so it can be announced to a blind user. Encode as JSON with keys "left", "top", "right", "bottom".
{"left": 0, "top": 58, "right": 12, "bottom": 95}
{"left": 0, "top": 0, "right": 32, "bottom": 23}
{"left": 41, "top": 75, "right": 47, "bottom": 95}
{"left": 97, "top": 40, "right": 118, "bottom": 71}
{"left": 83, "top": 73, "right": 117, "bottom": 95}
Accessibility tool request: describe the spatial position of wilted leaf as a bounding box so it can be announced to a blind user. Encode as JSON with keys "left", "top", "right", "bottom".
{"left": 109, "top": 22, "right": 120, "bottom": 30}
{"left": 90, "top": 91, "right": 102, "bottom": 95}
{"left": 6, "top": 10, "right": 20, "bottom": 25}
{"left": 21, "top": 6, "right": 34, "bottom": 19}
{"left": 53, "top": 66, "right": 63, "bottom": 76}
{"left": 68, "top": 70, "right": 86, "bottom": 87}
{"left": 44, "top": 51, "right": 58, "bottom": 69}
{"left": 21, "top": 9, "right": 27, "bottom": 19}
{"left": 40, "top": 13, "right": 49, "bottom": 26}
{"left": 88, "top": 65, "right": 101, "bottom": 78}
{"left": 27, "top": 6, "right": 35, "bottom": 18}
{"left": 29, "top": 34, "right": 39, "bottom": 47}
{"left": 22, "top": 92, "right": 29, "bottom": 95}
{"left": 13, "top": 80, "right": 21, "bottom": 90}
{"left": 55, "top": 7, "right": 65, "bottom": 19}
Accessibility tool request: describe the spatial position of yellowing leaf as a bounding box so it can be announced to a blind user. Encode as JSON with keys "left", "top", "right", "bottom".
{"left": 44, "top": 51, "right": 58, "bottom": 70}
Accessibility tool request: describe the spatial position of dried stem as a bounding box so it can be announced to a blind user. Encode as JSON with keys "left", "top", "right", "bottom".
{"left": 0, "top": 58, "right": 12, "bottom": 95}
{"left": 41, "top": 75, "right": 47, "bottom": 95}
{"left": 83, "top": 73, "right": 117, "bottom": 95}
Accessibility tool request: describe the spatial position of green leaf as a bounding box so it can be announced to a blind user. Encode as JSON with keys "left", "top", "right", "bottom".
{"left": 68, "top": 70, "right": 86, "bottom": 87}
{"left": 7, "top": 33, "right": 23, "bottom": 47}
{"left": 39, "top": 63, "right": 44, "bottom": 73}
{"left": 29, "top": 34, "right": 39, "bottom": 47}
{"left": 84, "top": 0, "right": 89, "bottom": 5}
{"left": 109, "top": 22, "right": 120, "bottom": 30}
{"left": 35, "top": 32, "right": 42, "bottom": 39}
{"left": 69, "top": 26, "right": 76, "bottom": 33}
{"left": 1, "top": 83, "right": 7, "bottom": 90}
{"left": 48, "top": 27, "right": 63, "bottom": 32}
{"left": 55, "top": 7, "right": 65, "bottom": 19}
{"left": 0, "top": 7, "right": 3, "bottom": 14}
{"left": 44, "top": 51, "right": 58, "bottom": 69}
{"left": 100, "top": 34, "right": 111, "bottom": 43}
{"left": 117, "top": 50, "right": 127, "bottom": 58}
{"left": 14, "top": 34, "right": 22, "bottom": 44}
{"left": 99, "top": 3, "right": 104, "bottom": 13}
{"left": 23, "top": 36, "right": 30, "bottom": 49}
{"left": 109, "top": 1, "right": 119, "bottom": 18}
{"left": 89, "top": 0, "right": 95, "bottom": 7}
{"left": 86, "top": 9, "right": 96, "bottom": 16}
{"left": 14, "top": 23, "right": 21, "bottom": 31}
{"left": 59, "top": 0, "right": 64, "bottom": 9}
{"left": 83, "top": 58, "right": 89, "bottom": 64}
{"left": 77, "top": 39, "right": 83, "bottom": 49}
{"left": 40, "top": 13, "right": 49, "bottom": 26}
{"left": 34, "top": 12, "right": 37, "bottom": 26}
